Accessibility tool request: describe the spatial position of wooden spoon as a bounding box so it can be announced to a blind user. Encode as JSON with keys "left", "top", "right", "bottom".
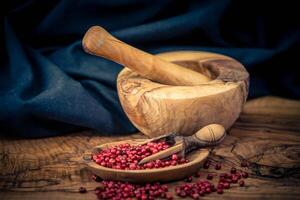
{"left": 83, "top": 139, "right": 209, "bottom": 183}
{"left": 82, "top": 26, "right": 211, "bottom": 86}
{"left": 82, "top": 124, "right": 225, "bottom": 183}
{"left": 139, "top": 124, "right": 226, "bottom": 165}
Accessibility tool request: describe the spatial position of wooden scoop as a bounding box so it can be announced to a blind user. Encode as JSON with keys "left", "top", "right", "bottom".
{"left": 83, "top": 140, "right": 209, "bottom": 183}
{"left": 82, "top": 124, "right": 225, "bottom": 183}
{"left": 139, "top": 124, "right": 226, "bottom": 165}
{"left": 82, "top": 26, "right": 211, "bottom": 86}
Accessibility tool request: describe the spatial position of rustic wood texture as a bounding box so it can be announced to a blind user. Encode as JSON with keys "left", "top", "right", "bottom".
{"left": 1, "top": 96, "right": 300, "bottom": 200}
{"left": 82, "top": 26, "right": 211, "bottom": 86}
{"left": 118, "top": 51, "right": 249, "bottom": 137}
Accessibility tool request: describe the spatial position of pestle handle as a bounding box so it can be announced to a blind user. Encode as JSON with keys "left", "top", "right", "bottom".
{"left": 82, "top": 26, "right": 211, "bottom": 86}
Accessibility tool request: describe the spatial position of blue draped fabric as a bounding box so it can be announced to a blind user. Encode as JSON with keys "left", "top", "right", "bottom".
{"left": 1, "top": 0, "right": 299, "bottom": 137}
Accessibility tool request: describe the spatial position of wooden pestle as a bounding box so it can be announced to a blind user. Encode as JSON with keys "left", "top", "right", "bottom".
{"left": 82, "top": 26, "right": 211, "bottom": 86}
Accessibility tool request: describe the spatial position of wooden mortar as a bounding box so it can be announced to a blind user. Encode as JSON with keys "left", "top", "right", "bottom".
{"left": 117, "top": 52, "right": 249, "bottom": 137}
{"left": 83, "top": 26, "right": 249, "bottom": 137}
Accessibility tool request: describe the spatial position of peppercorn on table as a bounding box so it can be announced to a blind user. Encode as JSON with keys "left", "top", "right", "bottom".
{"left": 1, "top": 96, "right": 300, "bottom": 200}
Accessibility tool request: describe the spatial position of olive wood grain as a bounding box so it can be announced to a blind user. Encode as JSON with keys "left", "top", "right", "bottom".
{"left": 82, "top": 26, "right": 211, "bottom": 86}
{"left": 118, "top": 51, "right": 249, "bottom": 137}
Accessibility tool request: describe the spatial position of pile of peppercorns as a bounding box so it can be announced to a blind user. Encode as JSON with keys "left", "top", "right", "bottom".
{"left": 81, "top": 140, "right": 251, "bottom": 199}
{"left": 78, "top": 159, "right": 250, "bottom": 199}
{"left": 94, "top": 180, "right": 172, "bottom": 200}
{"left": 174, "top": 160, "right": 249, "bottom": 199}
{"left": 92, "top": 142, "right": 188, "bottom": 170}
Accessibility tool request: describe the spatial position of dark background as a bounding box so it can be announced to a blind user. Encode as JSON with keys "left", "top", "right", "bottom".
{"left": 1, "top": 0, "right": 299, "bottom": 137}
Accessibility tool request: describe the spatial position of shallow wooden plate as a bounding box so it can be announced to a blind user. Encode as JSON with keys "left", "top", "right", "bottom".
{"left": 83, "top": 139, "right": 209, "bottom": 183}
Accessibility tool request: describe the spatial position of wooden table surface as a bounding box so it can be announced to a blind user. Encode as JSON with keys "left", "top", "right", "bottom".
{"left": 1, "top": 96, "right": 300, "bottom": 200}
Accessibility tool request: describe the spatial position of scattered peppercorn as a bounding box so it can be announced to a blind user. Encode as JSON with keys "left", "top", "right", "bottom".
{"left": 241, "top": 161, "right": 249, "bottom": 167}
{"left": 230, "top": 167, "right": 237, "bottom": 174}
{"left": 242, "top": 171, "right": 249, "bottom": 178}
{"left": 93, "top": 175, "right": 102, "bottom": 182}
{"left": 215, "top": 163, "right": 222, "bottom": 170}
{"left": 239, "top": 180, "right": 245, "bottom": 187}
{"left": 203, "top": 160, "right": 210, "bottom": 169}
{"left": 79, "top": 187, "right": 87, "bottom": 193}
{"left": 223, "top": 182, "right": 230, "bottom": 189}
{"left": 91, "top": 158, "right": 250, "bottom": 199}
{"left": 207, "top": 173, "right": 213, "bottom": 180}
{"left": 217, "top": 188, "right": 223, "bottom": 194}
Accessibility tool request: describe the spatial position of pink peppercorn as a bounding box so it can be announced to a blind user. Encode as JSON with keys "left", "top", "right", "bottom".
{"left": 242, "top": 171, "right": 249, "bottom": 178}
{"left": 239, "top": 180, "right": 245, "bottom": 187}
{"left": 241, "top": 161, "right": 249, "bottom": 167}
{"left": 203, "top": 160, "right": 210, "bottom": 169}
{"left": 79, "top": 187, "right": 87, "bottom": 193}
{"left": 207, "top": 173, "right": 213, "bottom": 180}
{"left": 231, "top": 167, "right": 237, "bottom": 174}
{"left": 95, "top": 180, "right": 171, "bottom": 200}
{"left": 217, "top": 188, "right": 223, "bottom": 194}
{"left": 92, "top": 142, "right": 189, "bottom": 170}
{"left": 215, "top": 163, "right": 222, "bottom": 170}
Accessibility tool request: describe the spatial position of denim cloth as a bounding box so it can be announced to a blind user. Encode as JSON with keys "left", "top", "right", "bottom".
{"left": 1, "top": 0, "right": 299, "bottom": 137}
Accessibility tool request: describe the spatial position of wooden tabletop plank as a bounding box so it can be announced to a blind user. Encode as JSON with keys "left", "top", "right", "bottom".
{"left": 1, "top": 96, "right": 300, "bottom": 199}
